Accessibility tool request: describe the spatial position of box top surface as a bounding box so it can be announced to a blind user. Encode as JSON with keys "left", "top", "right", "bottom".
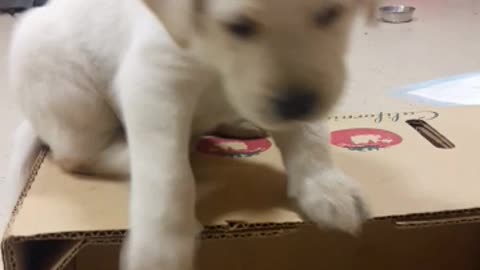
{"left": 5, "top": 107, "right": 480, "bottom": 239}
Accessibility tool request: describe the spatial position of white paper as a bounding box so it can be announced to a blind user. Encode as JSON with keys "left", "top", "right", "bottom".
{"left": 406, "top": 74, "right": 480, "bottom": 105}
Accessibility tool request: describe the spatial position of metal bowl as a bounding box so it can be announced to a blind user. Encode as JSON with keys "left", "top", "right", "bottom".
{"left": 379, "top": 5, "right": 416, "bottom": 23}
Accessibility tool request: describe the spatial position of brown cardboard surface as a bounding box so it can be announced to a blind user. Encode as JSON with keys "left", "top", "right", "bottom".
{"left": 330, "top": 109, "right": 480, "bottom": 217}
{"left": 64, "top": 222, "right": 480, "bottom": 270}
{"left": 3, "top": 107, "right": 480, "bottom": 270}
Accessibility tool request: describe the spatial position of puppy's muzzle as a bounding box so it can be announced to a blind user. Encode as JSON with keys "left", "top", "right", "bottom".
{"left": 272, "top": 86, "right": 318, "bottom": 121}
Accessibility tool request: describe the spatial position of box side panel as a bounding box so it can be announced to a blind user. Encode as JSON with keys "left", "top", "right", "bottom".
{"left": 67, "top": 245, "right": 120, "bottom": 270}
{"left": 65, "top": 221, "right": 480, "bottom": 270}
{"left": 198, "top": 222, "right": 480, "bottom": 270}
{"left": 3, "top": 239, "right": 82, "bottom": 270}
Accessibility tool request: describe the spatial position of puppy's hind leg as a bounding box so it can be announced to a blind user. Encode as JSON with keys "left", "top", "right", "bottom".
{"left": 15, "top": 74, "right": 129, "bottom": 178}
{"left": 52, "top": 132, "right": 130, "bottom": 178}
{"left": 9, "top": 3, "right": 130, "bottom": 178}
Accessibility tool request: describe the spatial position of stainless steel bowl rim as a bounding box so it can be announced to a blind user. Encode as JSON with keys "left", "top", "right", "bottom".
{"left": 379, "top": 5, "right": 416, "bottom": 13}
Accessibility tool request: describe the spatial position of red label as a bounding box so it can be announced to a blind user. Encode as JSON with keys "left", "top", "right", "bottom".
{"left": 196, "top": 136, "right": 272, "bottom": 157}
{"left": 331, "top": 128, "right": 402, "bottom": 151}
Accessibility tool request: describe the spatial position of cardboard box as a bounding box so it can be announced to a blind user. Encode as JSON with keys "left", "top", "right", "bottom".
{"left": 3, "top": 107, "right": 480, "bottom": 270}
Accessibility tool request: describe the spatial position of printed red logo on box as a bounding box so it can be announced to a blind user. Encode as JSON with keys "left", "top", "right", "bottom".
{"left": 196, "top": 136, "right": 272, "bottom": 157}
{"left": 331, "top": 128, "right": 402, "bottom": 151}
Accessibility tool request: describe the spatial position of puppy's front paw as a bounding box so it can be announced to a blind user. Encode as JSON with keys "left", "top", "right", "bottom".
{"left": 294, "top": 170, "right": 369, "bottom": 234}
{"left": 121, "top": 232, "right": 196, "bottom": 270}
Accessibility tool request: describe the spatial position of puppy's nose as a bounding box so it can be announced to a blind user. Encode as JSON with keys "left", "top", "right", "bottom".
{"left": 273, "top": 89, "right": 318, "bottom": 120}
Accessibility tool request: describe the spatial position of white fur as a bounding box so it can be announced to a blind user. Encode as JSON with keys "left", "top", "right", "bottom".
{"left": 8, "top": 0, "right": 375, "bottom": 269}
{"left": 1, "top": 121, "right": 41, "bottom": 229}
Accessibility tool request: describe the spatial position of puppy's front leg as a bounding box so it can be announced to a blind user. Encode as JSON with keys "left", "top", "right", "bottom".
{"left": 118, "top": 54, "right": 203, "bottom": 270}
{"left": 273, "top": 123, "right": 369, "bottom": 234}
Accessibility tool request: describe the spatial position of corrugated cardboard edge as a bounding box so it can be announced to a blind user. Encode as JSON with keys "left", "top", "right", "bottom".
{"left": 2, "top": 148, "right": 48, "bottom": 270}
{"left": 3, "top": 135, "right": 480, "bottom": 269}
{"left": 51, "top": 241, "right": 86, "bottom": 270}
{"left": 379, "top": 211, "right": 480, "bottom": 228}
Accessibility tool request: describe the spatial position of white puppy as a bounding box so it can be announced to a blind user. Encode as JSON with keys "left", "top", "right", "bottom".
{"left": 8, "top": 0, "right": 376, "bottom": 269}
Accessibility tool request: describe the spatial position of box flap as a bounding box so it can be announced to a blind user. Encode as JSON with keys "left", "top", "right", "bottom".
{"left": 4, "top": 107, "right": 480, "bottom": 241}
{"left": 329, "top": 107, "right": 480, "bottom": 217}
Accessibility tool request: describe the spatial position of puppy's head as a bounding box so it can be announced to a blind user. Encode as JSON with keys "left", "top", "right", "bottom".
{"left": 145, "top": 0, "right": 377, "bottom": 130}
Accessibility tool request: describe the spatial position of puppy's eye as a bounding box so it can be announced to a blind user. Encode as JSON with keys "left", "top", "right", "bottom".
{"left": 225, "top": 17, "right": 258, "bottom": 39}
{"left": 315, "top": 5, "right": 344, "bottom": 27}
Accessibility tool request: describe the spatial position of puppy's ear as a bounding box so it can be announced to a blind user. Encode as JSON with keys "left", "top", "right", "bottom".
{"left": 144, "top": 0, "right": 196, "bottom": 48}
{"left": 359, "top": 0, "right": 378, "bottom": 26}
